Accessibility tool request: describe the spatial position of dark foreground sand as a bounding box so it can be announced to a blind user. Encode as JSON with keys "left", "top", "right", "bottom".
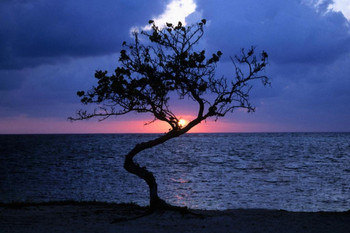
{"left": 1, "top": 202, "right": 349, "bottom": 233}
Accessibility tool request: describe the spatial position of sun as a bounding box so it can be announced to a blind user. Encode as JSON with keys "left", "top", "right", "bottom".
{"left": 178, "top": 119, "right": 187, "bottom": 128}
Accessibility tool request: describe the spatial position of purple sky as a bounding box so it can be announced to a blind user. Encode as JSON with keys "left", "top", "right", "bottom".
{"left": 0, "top": 0, "right": 349, "bottom": 133}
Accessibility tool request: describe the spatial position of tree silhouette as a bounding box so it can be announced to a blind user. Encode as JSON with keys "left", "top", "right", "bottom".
{"left": 70, "top": 19, "right": 269, "bottom": 210}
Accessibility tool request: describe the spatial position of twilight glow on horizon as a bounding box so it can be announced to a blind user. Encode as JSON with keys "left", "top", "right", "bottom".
{"left": 0, "top": 0, "right": 349, "bottom": 134}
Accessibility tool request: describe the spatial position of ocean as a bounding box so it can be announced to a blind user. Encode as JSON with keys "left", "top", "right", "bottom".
{"left": 0, "top": 133, "right": 349, "bottom": 211}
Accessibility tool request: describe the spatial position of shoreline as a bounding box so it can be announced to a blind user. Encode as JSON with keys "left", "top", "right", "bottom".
{"left": 1, "top": 202, "right": 349, "bottom": 233}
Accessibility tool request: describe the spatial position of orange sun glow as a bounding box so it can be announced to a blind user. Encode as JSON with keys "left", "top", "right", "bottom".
{"left": 178, "top": 119, "right": 187, "bottom": 128}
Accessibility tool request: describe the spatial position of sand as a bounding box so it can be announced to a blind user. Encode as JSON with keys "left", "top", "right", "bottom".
{"left": 1, "top": 202, "right": 349, "bottom": 233}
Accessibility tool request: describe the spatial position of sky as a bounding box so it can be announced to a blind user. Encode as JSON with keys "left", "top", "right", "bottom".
{"left": 0, "top": 0, "right": 349, "bottom": 134}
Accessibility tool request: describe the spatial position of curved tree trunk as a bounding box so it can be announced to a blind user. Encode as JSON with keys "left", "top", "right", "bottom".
{"left": 123, "top": 131, "right": 178, "bottom": 210}
{"left": 123, "top": 118, "right": 204, "bottom": 210}
{"left": 123, "top": 149, "right": 166, "bottom": 210}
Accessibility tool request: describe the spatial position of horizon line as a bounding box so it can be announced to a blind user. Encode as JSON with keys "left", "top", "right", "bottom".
{"left": 1, "top": 131, "right": 349, "bottom": 135}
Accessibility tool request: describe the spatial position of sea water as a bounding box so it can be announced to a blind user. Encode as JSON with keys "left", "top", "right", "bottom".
{"left": 0, "top": 133, "right": 349, "bottom": 211}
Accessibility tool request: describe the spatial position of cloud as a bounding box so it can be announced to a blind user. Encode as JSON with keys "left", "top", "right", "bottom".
{"left": 1, "top": 0, "right": 350, "bottom": 132}
{"left": 0, "top": 69, "right": 26, "bottom": 91}
{"left": 0, "top": 0, "right": 165, "bottom": 70}
{"left": 191, "top": 0, "right": 350, "bottom": 131}
{"left": 197, "top": 0, "right": 350, "bottom": 64}
{"left": 0, "top": 53, "right": 119, "bottom": 117}
{"left": 328, "top": 0, "right": 350, "bottom": 20}
{"left": 142, "top": 0, "right": 196, "bottom": 30}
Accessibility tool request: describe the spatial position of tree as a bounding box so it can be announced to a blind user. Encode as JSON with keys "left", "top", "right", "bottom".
{"left": 69, "top": 19, "right": 269, "bottom": 210}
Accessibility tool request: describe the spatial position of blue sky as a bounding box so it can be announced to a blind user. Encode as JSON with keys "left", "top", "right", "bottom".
{"left": 0, "top": 0, "right": 349, "bottom": 133}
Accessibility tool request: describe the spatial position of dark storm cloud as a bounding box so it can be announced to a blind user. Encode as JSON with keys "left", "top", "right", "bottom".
{"left": 1, "top": 0, "right": 350, "bottom": 132}
{"left": 0, "top": 54, "right": 122, "bottom": 118}
{"left": 0, "top": 70, "right": 25, "bottom": 90}
{"left": 197, "top": 0, "right": 350, "bottom": 64}
{"left": 193, "top": 0, "right": 350, "bottom": 131}
{"left": 0, "top": 0, "right": 167, "bottom": 119}
{"left": 0, "top": 0, "right": 165, "bottom": 70}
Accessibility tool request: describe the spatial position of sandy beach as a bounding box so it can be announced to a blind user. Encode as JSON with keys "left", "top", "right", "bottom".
{"left": 1, "top": 202, "right": 349, "bottom": 233}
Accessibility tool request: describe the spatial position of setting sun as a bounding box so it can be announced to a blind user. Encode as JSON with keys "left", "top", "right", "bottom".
{"left": 178, "top": 119, "right": 187, "bottom": 128}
